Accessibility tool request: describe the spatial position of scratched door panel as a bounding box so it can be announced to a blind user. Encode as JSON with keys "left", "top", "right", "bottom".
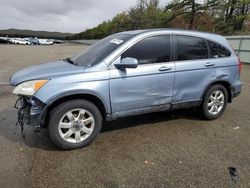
{"left": 110, "top": 61, "right": 175, "bottom": 112}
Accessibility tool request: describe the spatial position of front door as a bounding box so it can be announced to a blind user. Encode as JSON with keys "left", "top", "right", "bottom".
{"left": 109, "top": 35, "right": 175, "bottom": 116}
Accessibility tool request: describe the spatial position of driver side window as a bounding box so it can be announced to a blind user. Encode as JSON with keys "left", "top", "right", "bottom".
{"left": 121, "top": 35, "right": 171, "bottom": 65}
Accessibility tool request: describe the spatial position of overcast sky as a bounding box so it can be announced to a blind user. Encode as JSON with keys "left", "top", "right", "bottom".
{"left": 0, "top": 0, "right": 169, "bottom": 33}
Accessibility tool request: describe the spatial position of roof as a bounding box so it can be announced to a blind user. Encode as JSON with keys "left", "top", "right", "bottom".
{"left": 119, "top": 28, "right": 220, "bottom": 36}
{"left": 116, "top": 28, "right": 233, "bottom": 54}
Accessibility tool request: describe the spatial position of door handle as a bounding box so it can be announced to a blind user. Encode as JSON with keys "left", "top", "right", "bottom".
{"left": 158, "top": 66, "right": 172, "bottom": 71}
{"left": 205, "top": 62, "right": 215, "bottom": 67}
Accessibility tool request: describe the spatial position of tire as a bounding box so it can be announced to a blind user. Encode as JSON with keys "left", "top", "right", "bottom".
{"left": 201, "top": 84, "right": 228, "bottom": 120}
{"left": 48, "top": 99, "right": 102, "bottom": 150}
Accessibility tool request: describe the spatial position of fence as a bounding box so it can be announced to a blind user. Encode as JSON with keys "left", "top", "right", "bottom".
{"left": 68, "top": 39, "right": 98, "bottom": 45}
{"left": 226, "top": 36, "right": 250, "bottom": 63}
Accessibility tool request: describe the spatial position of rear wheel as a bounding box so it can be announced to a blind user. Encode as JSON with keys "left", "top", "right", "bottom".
{"left": 201, "top": 84, "right": 228, "bottom": 120}
{"left": 48, "top": 99, "right": 102, "bottom": 149}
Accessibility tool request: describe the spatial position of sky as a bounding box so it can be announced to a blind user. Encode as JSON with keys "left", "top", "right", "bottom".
{"left": 0, "top": 0, "right": 169, "bottom": 33}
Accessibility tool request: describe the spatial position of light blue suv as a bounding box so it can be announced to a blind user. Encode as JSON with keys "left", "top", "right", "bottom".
{"left": 10, "top": 29, "right": 242, "bottom": 149}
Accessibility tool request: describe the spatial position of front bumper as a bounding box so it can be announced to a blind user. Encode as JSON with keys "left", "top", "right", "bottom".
{"left": 15, "top": 97, "right": 45, "bottom": 126}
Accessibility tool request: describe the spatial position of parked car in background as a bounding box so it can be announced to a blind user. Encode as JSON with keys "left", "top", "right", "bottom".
{"left": 0, "top": 36, "right": 57, "bottom": 45}
{"left": 0, "top": 36, "right": 10, "bottom": 44}
{"left": 28, "top": 37, "right": 40, "bottom": 45}
{"left": 38, "top": 39, "right": 54, "bottom": 45}
{"left": 10, "top": 29, "right": 242, "bottom": 149}
{"left": 52, "top": 39, "right": 64, "bottom": 44}
{"left": 10, "top": 38, "right": 31, "bottom": 45}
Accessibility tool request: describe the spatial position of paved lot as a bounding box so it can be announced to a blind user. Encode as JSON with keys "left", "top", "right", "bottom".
{"left": 0, "top": 44, "right": 250, "bottom": 188}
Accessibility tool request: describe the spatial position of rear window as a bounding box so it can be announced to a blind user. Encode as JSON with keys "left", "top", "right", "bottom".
{"left": 175, "top": 35, "right": 208, "bottom": 61}
{"left": 207, "top": 40, "right": 231, "bottom": 58}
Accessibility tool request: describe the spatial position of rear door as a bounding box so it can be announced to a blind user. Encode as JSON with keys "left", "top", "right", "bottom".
{"left": 109, "top": 35, "right": 175, "bottom": 115}
{"left": 173, "top": 35, "right": 216, "bottom": 106}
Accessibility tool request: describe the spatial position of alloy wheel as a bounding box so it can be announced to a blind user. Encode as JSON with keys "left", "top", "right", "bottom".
{"left": 207, "top": 90, "right": 225, "bottom": 115}
{"left": 58, "top": 108, "right": 95, "bottom": 143}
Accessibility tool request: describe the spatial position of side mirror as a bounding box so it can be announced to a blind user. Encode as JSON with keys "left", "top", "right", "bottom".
{"left": 114, "top": 57, "right": 138, "bottom": 69}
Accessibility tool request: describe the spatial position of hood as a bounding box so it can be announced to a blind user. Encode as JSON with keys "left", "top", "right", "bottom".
{"left": 10, "top": 60, "right": 84, "bottom": 86}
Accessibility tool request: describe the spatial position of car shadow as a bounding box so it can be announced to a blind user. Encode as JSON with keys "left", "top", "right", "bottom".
{"left": 102, "top": 108, "right": 202, "bottom": 132}
{"left": 0, "top": 107, "right": 203, "bottom": 151}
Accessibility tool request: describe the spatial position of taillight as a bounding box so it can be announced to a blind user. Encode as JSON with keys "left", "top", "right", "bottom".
{"left": 238, "top": 56, "right": 242, "bottom": 74}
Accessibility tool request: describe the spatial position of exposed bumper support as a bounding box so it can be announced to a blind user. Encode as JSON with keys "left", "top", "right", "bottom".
{"left": 15, "top": 96, "right": 45, "bottom": 126}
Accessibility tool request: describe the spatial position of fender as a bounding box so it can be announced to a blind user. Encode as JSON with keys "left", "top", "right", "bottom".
{"left": 200, "top": 79, "right": 232, "bottom": 102}
{"left": 38, "top": 90, "right": 110, "bottom": 125}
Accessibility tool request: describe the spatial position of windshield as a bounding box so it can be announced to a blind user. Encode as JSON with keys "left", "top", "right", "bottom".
{"left": 71, "top": 34, "right": 133, "bottom": 67}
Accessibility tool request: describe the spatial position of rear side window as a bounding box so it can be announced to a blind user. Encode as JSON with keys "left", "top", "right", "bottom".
{"left": 121, "top": 35, "right": 170, "bottom": 64}
{"left": 175, "top": 35, "right": 208, "bottom": 61}
{"left": 207, "top": 40, "right": 231, "bottom": 58}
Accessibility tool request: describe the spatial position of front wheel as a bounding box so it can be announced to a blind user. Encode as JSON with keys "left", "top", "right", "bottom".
{"left": 48, "top": 99, "right": 102, "bottom": 149}
{"left": 201, "top": 84, "right": 228, "bottom": 120}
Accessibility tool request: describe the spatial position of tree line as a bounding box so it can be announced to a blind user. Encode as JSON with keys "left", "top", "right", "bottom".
{"left": 68, "top": 0, "right": 250, "bottom": 39}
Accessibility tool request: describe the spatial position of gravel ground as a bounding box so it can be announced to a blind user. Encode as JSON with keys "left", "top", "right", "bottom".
{"left": 0, "top": 44, "right": 250, "bottom": 188}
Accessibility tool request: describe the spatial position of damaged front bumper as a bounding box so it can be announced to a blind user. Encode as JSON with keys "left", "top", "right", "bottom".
{"left": 15, "top": 96, "right": 45, "bottom": 127}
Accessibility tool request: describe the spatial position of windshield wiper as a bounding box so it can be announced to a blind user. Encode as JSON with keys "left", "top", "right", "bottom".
{"left": 63, "top": 58, "right": 78, "bottom": 65}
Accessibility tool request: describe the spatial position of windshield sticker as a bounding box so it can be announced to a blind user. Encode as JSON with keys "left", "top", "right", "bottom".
{"left": 110, "top": 38, "right": 123, "bottom": 45}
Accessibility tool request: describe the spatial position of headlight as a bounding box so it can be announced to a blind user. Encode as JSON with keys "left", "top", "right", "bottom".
{"left": 13, "top": 80, "right": 48, "bottom": 96}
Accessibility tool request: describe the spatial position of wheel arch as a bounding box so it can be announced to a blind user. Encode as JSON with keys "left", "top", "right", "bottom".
{"left": 201, "top": 80, "right": 232, "bottom": 103}
{"left": 39, "top": 93, "right": 108, "bottom": 127}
